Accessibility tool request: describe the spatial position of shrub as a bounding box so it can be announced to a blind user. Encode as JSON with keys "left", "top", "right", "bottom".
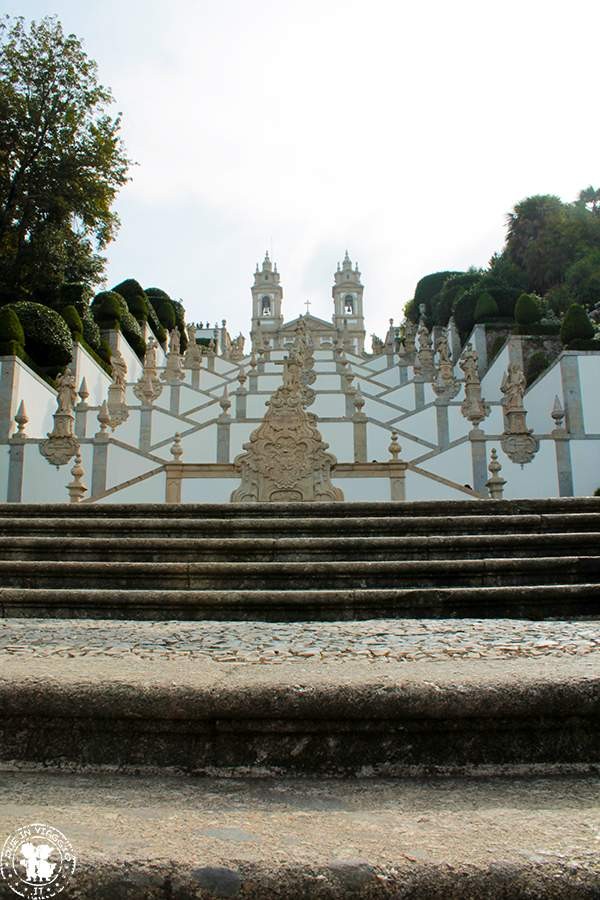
{"left": 513, "top": 322, "right": 561, "bottom": 336}
{"left": 453, "top": 287, "right": 479, "bottom": 337}
{"left": 92, "top": 290, "right": 127, "bottom": 328}
{"left": 474, "top": 291, "right": 499, "bottom": 323}
{"left": 560, "top": 303, "right": 595, "bottom": 345}
{"left": 5, "top": 301, "right": 73, "bottom": 373}
{"left": 81, "top": 305, "right": 102, "bottom": 352}
{"left": 525, "top": 351, "right": 549, "bottom": 385}
{"left": 112, "top": 279, "right": 150, "bottom": 324}
{"left": 565, "top": 250, "right": 600, "bottom": 309}
{"left": 515, "top": 292, "right": 542, "bottom": 326}
{"left": 594, "top": 488, "right": 600, "bottom": 497}
{"left": 0, "top": 306, "right": 25, "bottom": 354}
{"left": 58, "top": 283, "right": 92, "bottom": 316}
{"left": 61, "top": 305, "right": 84, "bottom": 338}
{"left": 546, "top": 284, "right": 575, "bottom": 317}
{"left": 146, "top": 287, "right": 177, "bottom": 330}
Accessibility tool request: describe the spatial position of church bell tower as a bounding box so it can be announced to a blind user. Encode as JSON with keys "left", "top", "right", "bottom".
{"left": 251, "top": 252, "right": 284, "bottom": 349}
{"left": 332, "top": 251, "right": 365, "bottom": 354}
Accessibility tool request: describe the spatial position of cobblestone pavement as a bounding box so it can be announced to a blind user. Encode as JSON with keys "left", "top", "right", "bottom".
{"left": 0, "top": 618, "right": 599, "bottom": 663}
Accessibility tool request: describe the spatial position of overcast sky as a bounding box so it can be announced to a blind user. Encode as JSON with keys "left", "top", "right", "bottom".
{"left": 13, "top": 0, "right": 600, "bottom": 340}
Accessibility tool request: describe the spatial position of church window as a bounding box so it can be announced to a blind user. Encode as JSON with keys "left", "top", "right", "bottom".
{"left": 344, "top": 294, "right": 354, "bottom": 314}
{"left": 261, "top": 296, "right": 272, "bottom": 316}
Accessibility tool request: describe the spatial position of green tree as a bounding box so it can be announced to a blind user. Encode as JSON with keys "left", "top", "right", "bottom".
{"left": 514, "top": 292, "right": 542, "bottom": 326}
{"left": 0, "top": 15, "right": 130, "bottom": 298}
{"left": 560, "top": 303, "right": 594, "bottom": 344}
{"left": 565, "top": 250, "right": 600, "bottom": 309}
{"left": 473, "top": 291, "right": 498, "bottom": 323}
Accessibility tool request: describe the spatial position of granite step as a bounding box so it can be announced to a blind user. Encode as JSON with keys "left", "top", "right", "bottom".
{"left": 1, "top": 583, "right": 598, "bottom": 619}
{"left": 1, "top": 556, "right": 598, "bottom": 591}
{"left": 0, "top": 770, "right": 598, "bottom": 899}
{"left": 1, "top": 770, "right": 598, "bottom": 899}
{"left": 0, "top": 654, "right": 598, "bottom": 776}
{"left": 1, "top": 511, "right": 599, "bottom": 538}
{"left": 1, "top": 531, "right": 599, "bottom": 562}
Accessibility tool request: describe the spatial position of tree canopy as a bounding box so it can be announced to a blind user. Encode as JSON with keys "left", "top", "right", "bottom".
{"left": 0, "top": 15, "right": 130, "bottom": 301}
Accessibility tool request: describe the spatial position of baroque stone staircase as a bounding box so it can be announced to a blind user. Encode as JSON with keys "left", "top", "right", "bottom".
{"left": 0, "top": 498, "right": 599, "bottom": 898}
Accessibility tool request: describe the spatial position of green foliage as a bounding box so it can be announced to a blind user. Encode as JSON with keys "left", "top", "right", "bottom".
{"left": 546, "top": 284, "right": 576, "bottom": 316}
{"left": 560, "top": 303, "right": 595, "bottom": 345}
{"left": 58, "top": 282, "right": 92, "bottom": 316}
{"left": 146, "top": 287, "right": 176, "bottom": 330}
{"left": 0, "top": 305, "right": 24, "bottom": 354}
{"left": 112, "top": 278, "right": 149, "bottom": 324}
{"left": 61, "top": 304, "right": 83, "bottom": 338}
{"left": 489, "top": 335, "right": 506, "bottom": 361}
{"left": 5, "top": 300, "right": 72, "bottom": 373}
{"left": 171, "top": 299, "right": 188, "bottom": 352}
{"left": 453, "top": 287, "right": 479, "bottom": 337}
{"left": 594, "top": 487, "right": 600, "bottom": 497}
{"left": 525, "top": 351, "right": 549, "bottom": 386}
{"left": 473, "top": 291, "right": 499, "bottom": 323}
{"left": 564, "top": 250, "right": 600, "bottom": 309}
{"left": 412, "top": 271, "right": 462, "bottom": 325}
{"left": 513, "top": 322, "right": 560, "bottom": 336}
{"left": 0, "top": 15, "right": 131, "bottom": 299}
{"left": 91, "top": 289, "right": 146, "bottom": 359}
{"left": 515, "top": 293, "right": 542, "bottom": 326}
{"left": 403, "top": 299, "right": 418, "bottom": 323}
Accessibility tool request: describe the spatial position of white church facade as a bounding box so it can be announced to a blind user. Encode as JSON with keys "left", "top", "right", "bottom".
{"left": 0, "top": 250, "right": 598, "bottom": 505}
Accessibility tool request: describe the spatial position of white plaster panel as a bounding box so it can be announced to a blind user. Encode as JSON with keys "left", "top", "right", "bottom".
{"left": 111, "top": 409, "right": 141, "bottom": 446}
{"left": 366, "top": 423, "right": 432, "bottom": 462}
{"left": 394, "top": 407, "right": 438, "bottom": 444}
{"left": 150, "top": 410, "right": 185, "bottom": 445}
{"left": 353, "top": 377, "right": 385, "bottom": 397}
{"left": 374, "top": 367, "right": 401, "bottom": 388}
{"left": 181, "top": 477, "right": 237, "bottom": 503}
{"left": 97, "top": 471, "right": 165, "bottom": 503}
{"left": 230, "top": 422, "right": 254, "bottom": 458}
{"left": 525, "top": 359, "right": 563, "bottom": 434}
{"left": 106, "top": 445, "right": 159, "bottom": 489}
{"left": 256, "top": 376, "right": 282, "bottom": 392}
{"left": 448, "top": 405, "right": 470, "bottom": 442}
{"left": 570, "top": 440, "right": 600, "bottom": 496}
{"left": 333, "top": 477, "right": 390, "bottom": 501}
{"left": 481, "top": 345, "right": 509, "bottom": 398}
{"left": 492, "top": 439, "right": 559, "bottom": 498}
{"left": 318, "top": 422, "right": 353, "bottom": 461}
{"left": 363, "top": 397, "right": 405, "bottom": 423}
{"left": 413, "top": 442, "right": 472, "bottom": 486}
{"left": 12, "top": 360, "right": 56, "bottom": 438}
{"left": 73, "top": 344, "right": 111, "bottom": 406}
{"left": 405, "top": 469, "right": 470, "bottom": 501}
{"left": 381, "top": 383, "right": 415, "bottom": 411}
{"left": 21, "top": 441, "right": 92, "bottom": 502}
{"left": 313, "top": 374, "right": 341, "bottom": 390}
{"left": 179, "top": 425, "right": 217, "bottom": 463}
{"left": 0, "top": 444, "right": 10, "bottom": 501}
{"left": 213, "top": 357, "right": 238, "bottom": 376}
{"left": 116, "top": 333, "right": 144, "bottom": 382}
{"left": 483, "top": 405, "right": 504, "bottom": 435}
{"left": 362, "top": 356, "right": 389, "bottom": 372}
{"left": 312, "top": 394, "right": 346, "bottom": 417}
{"left": 246, "top": 395, "right": 270, "bottom": 418}
{"left": 185, "top": 401, "right": 219, "bottom": 424}
{"left": 197, "top": 370, "right": 227, "bottom": 391}
{"left": 178, "top": 384, "right": 208, "bottom": 415}
{"left": 314, "top": 361, "right": 337, "bottom": 373}
{"left": 578, "top": 355, "right": 600, "bottom": 434}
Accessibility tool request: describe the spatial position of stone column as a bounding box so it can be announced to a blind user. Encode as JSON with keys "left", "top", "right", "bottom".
{"left": 91, "top": 402, "right": 110, "bottom": 497}
{"left": 435, "top": 400, "right": 450, "bottom": 449}
{"left": 352, "top": 392, "right": 367, "bottom": 462}
{"left": 551, "top": 396, "right": 574, "bottom": 496}
{"left": 560, "top": 354, "right": 585, "bottom": 435}
{"left": 165, "top": 464, "right": 183, "bottom": 503}
{"left": 139, "top": 404, "right": 152, "bottom": 452}
{"left": 399, "top": 364, "right": 408, "bottom": 385}
{"left": 191, "top": 368, "right": 201, "bottom": 390}
{"left": 471, "top": 324, "right": 488, "bottom": 377}
{"left": 469, "top": 427, "right": 487, "bottom": 495}
{"left": 507, "top": 334, "right": 525, "bottom": 370}
{"left": 414, "top": 380, "right": 425, "bottom": 410}
{"left": 169, "top": 384, "right": 181, "bottom": 415}
{"left": 74, "top": 378, "right": 90, "bottom": 439}
{"left": 217, "top": 387, "right": 231, "bottom": 463}
{"left": 7, "top": 400, "right": 28, "bottom": 502}
{"left": 0, "top": 357, "right": 19, "bottom": 442}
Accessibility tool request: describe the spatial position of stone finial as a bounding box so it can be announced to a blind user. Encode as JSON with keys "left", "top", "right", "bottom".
{"left": 388, "top": 432, "right": 402, "bottom": 462}
{"left": 486, "top": 448, "right": 506, "bottom": 500}
{"left": 551, "top": 395, "right": 566, "bottom": 432}
{"left": 13, "top": 400, "right": 28, "bottom": 440}
{"left": 67, "top": 450, "right": 87, "bottom": 503}
{"left": 97, "top": 400, "right": 110, "bottom": 434}
{"left": 353, "top": 389, "right": 365, "bottom": 416}
{"left": 219, "top": 385, "right": 231, "bottom": 418}
{"left": 170, "top": 432, "right": 183, "bottom": 461}
{"left": 78, "top": 377, "right": 89, "bottom": 405}
{"left": 249, "top": 351, "right": 257, "bottom": 371}
{"left": 237, "top": 367, "right": 247, "bottom": 389}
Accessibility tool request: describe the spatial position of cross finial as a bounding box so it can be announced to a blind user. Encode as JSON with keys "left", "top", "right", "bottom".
{"left": 304, "top": 299, "right": 311, "bottom": 314}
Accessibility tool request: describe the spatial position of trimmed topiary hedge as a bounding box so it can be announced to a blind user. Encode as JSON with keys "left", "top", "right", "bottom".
{"left": 0, "top": 306, "right": 25, "bottom": 355}
{"left": 474, "top": 291, "right": 499, "bottom": 323}
{"left": 560, "top": 303, "right": 595, "bottom": 345}
{"left": 91, "top": 291, "right": 147, "bottom": 360}
{"left": 112, "top": 279, "right": 150, "bottom": 325}
{"left": 5, "top": 301, "right": 73, "bottom": 374}
{"left": 515, "top": 292, "right": 542, "bottom": 325}
{"left": 513, "top": 322, "right": 561, "bottom": 336}
{"left": 61, "top": 305, "right": 84, "bottom": 338}
{"left": 146, "top": 287, "right": 177, "bottom": 331}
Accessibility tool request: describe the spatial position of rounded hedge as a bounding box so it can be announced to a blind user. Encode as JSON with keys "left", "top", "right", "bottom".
{"left": 5, "top": 301, "right": 73, "bottom": 371}
{"left": 148, "top": 295, "right": 176, "bottom": 330}
{"left": 453, "top": 288, "right": 479, "bottom": 337}
{"left": 473, "top": 291, "right": 499, "bottom": 323}
{"left": 59, "top": 283, "right": 92, "bottom": 316}
{"left": 61, "top": 305, "right": 84, "bottom": 338}
{"left": 0, "top": 307, "right": 25, "bottom": 350}
{"left": 112, "top": 279, "right": 150, "bottom": 324}
{"left": 92, "top": 290, "right": 127, "bottom": 326}
{"left": 515, "top": 293, "right": 542, "bottom": 326}
{"left": 560, "top": 303, "right": 595, "bottom": 344}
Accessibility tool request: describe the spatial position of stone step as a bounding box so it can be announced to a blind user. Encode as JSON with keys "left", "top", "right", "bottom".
{"left": 1, "top": 770, "right": 598, "bottom": 899}
{"left": 1, "top": 531, "right": 599, "bottom": 562}
{"left": 1, "top": 511, "right": 600, "bottom": 538}
{"left": 1, "top": 556, "right": 598, "bottom": 591}
{"left": 0, "top": 654, "right": 598, "bottom": 775}
{"left": 2, "top": 583, "right": 598, "bottom": 619}
{"left": 2, "top": 496, "right": 599, "bottom": 518}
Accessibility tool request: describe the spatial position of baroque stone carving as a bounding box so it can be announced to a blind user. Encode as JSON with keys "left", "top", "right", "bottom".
{"left": 184, "top": 324, "right": 203, "bottom": 369}
{"left": 231, "top": 350, "right": 343, "bottom": 502}
{"left": 40, "top": 369, "right": 79, "bottom": 466}
{"left": 134, "top": 338, "right": 163, "bottom": 403}
{"left": 107, "top": 349, "right": 129, "bottom": 428}
{"left": 413, "top": 317, "right": 435, "bottom": 380}
{"left": 486, "top": 448, "right": 506, "bottom": 499}
{"left": 432, "top": 329, "right": 459, "bottom": 400}
{"left": 459, "top": 344, "right": 490, "bottom": 427}
{"left": 161, "top": 329, "right": 185, "bottom": 384}
{"left": 500, "top": 362, "right": 539, "bottom": 465}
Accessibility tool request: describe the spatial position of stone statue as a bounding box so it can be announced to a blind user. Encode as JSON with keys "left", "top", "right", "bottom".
{"left": 432, "top": 329, "right": 459, "bottom": 400}
{"left": 169, "top": 328, "right": 180, "bottom": 355}
{"left": 500, "top": 362, "right": 538, "bottom": 464}
{"left": 110, "top": 350, "right": 127, "bottom": 389}
{"left": 56, "top": 370, "right": 77, "bottom": 414}
{"left": 459, "top": 344, "right": 490, "bottom": 427}
{"left": 40, "top": 369, "right": 79, "bottom": 465}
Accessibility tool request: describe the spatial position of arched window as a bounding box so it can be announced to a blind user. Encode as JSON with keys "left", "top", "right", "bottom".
{"left": 261, "top": 296, "right": 272, "bottom": 316}
{"left": 344, "top": 294, "right": 354, "bottom": 314}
